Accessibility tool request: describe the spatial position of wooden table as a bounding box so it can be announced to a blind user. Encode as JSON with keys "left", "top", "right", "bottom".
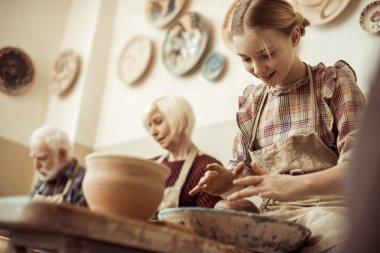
{"left": 0, "top": 197, "right": 251, "bottom": 253}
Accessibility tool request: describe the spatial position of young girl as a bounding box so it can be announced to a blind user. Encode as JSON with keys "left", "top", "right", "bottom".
{"left": 190, "top": 0, "right": 366, "bottom": 252}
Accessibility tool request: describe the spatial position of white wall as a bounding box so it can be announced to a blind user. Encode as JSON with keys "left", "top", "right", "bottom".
{"left": 44, "top": 0, "right": 107, "bottom": 147}
{"left": 0, "top": 0, "right": 70, "bottom": 145}
{"left": 94, "top": 0, "right": 380, "bottom": 163}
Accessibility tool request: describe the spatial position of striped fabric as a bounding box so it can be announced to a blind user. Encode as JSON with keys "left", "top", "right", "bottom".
{"left": 31, "top": 159, "right": 88, "bottom": 207}
{"left": 158, "top": 154, "right": 222, "bottom": 208}
{"left": 228, "top": 60, "right": 366, "bottom": 175}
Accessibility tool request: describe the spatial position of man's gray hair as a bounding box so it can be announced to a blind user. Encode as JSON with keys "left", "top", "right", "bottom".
{"left": 30, "top": 125, "right": 73, "bottom": 158}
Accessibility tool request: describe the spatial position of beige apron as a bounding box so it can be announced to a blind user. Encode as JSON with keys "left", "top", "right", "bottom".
{"left": 249, "top": 65, "right": 347, "bottom": 253}
{"left": 157, "top": 145, "right": 198, "bottom": 211}
{"left": 32, "top": 165, "right": 79, "bottom": 204}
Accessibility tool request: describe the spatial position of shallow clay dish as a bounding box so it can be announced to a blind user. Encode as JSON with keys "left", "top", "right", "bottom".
{"left": 359, "top": 1, "right": 380, "bottom": 34}
{"left": 158, "top": 207, "right": 311, "bottom": 253}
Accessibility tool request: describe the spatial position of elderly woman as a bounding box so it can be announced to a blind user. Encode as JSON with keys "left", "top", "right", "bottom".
{"left": 144, "top": 95, "right": 222, "bottom": 210}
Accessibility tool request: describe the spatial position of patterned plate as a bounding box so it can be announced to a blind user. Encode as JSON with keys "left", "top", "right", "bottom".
{"left": 289, "top": 0, "right": 351, "bottom": 26}
{"left": 162, "top": 12, "right": 209, "bottom": 76}
{"left": 146, "top": 0, "right": 187, "bottom": 28}
{"left": 221, "top": 0, "right": 238, "bottom": 50}
{"left": 118, "top": 35, "right": 153, "bottom": 84}
{"left": 0, "top": 47, "right": 34, "bottom": 96}
{"left": 158, "top": 207, "right": 311, "bottom": 253}
{"left": 359, "top": 1, "right": 380, "bottom": 34}
{"left": 201, "top": 52, "right": 226, "bottom": 81}
{"left": 50, "top": 49, "right": 80, "bottom": 95}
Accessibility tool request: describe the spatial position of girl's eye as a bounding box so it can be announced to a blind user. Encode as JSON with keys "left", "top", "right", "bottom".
{"left": 241, "top": 57, "right": 251, "bottom": 62}
{"left": 263, "top": 51, "right": 275, "bottom": 59}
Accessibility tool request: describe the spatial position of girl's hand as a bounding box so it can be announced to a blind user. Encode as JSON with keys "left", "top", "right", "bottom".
{"left": 189, "top": 162, "right": 245, "bottom": 196}
{"left": 227, "top": 162, "right": 301, "bottom": 202}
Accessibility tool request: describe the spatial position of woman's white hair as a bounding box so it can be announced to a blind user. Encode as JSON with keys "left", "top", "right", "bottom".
{"left": 143, "top": 95, "right": 196, "bottom": 137}
{"left": 30, "top": 125, "right": 73, "bottom": 158}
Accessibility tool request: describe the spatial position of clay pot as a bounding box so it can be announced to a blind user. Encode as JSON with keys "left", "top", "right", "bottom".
{"left": 83, "top": 153, "right": 170, "bottom": 220}
{"left": 0, "top": 236, "right": 9, "bottom": 253}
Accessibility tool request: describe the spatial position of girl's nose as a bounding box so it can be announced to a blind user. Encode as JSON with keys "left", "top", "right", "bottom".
{"left": 253, "top": 62, "right": 266, "bottom": 76}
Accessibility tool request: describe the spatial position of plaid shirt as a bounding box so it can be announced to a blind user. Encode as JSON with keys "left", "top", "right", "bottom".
{"left": 31, "top": 159, "right": 88, "bottom": 207}
{"left": 157, "top": 154, "right": 222, "bottom": 208}
{"left": 228, "top": 60, "right": 366, "bottom": 175}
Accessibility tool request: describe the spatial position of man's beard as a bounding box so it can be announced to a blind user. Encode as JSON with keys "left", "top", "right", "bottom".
{"left": 38, "top": 156, "right": 64, "bottom": 182}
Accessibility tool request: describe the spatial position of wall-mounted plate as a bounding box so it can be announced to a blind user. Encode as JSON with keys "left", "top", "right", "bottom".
{"left": 201, "top": 52, "right": 226, "bottom": 81}
{"left": 162, "top": 12, "right": 209, "bottom": 76}
{"left": 289, "top": 0, "right": 351, "bottom": 26}
{"left": 0, "top": 47, "right": 34, "bottom": 96}
{"left": 50, "top": 49, "right": 80, "bottom": 95}
{"left": 359, "top": 1, "right": 380, "bottom": 34}
{"left": 221, "top": 0, "right": 238, "bottom": 50}
{"left": 146, "top": 0, "right": 187, "bottom": 28}
{"left": 118, "top": 35, "right": 153, "bottom": 85}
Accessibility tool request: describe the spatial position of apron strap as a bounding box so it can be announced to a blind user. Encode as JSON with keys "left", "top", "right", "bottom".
{"left": 250, "top": 86, "right": 269, "bottom": 145}
{"left": 307, "top": 64, "right": 316, "bottom": 133}
{"left": 172, "top": 145, "right": 198, "bottom": 189}
{"left": 250, "top": 64, "right": 316, "bottom": 148}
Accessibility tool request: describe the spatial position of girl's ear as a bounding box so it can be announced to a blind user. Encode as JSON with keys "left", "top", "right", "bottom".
{"left": 290, "top": 26, "right": 301, "bottom": 47}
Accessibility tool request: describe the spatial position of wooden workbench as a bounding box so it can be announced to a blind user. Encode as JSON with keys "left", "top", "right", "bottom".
{"left": 0, "top": 197, "right": 251, "bottom": 253}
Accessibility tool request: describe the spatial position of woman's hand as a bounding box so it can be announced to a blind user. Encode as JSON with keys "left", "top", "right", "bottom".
{"left": 227, "top": 162, "right": 302, "bottom": 202}
{"left": 189, "top": 162, "right": 245, "bottom": 196}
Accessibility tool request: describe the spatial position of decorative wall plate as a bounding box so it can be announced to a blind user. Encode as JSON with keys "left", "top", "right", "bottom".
{"left": 118, "top": 35, "right": 153, "bottom": 85}
{"left": 50, "top": 49, "right": 80, "bottom": 95}
{"left": 162, "top": 12, "right": 209, "bottom": 76}
{"left": 289, "top": 0, "right": 351, "bottom": 26}
{"left": 201, "top": 52, "right": 226, "bottom": 81}
{"left": 146, "top": 0, "right": 187, "bottom": 28}
{"left": 359, "top": 1, "right": 380, "bottom": 34}
{"left": 221, "top": 0, "right": 238, "bottom": 50}
{"left": 0, "top": 47, "right": 34, "bottom": 96}
{"left": 158, "top": 207, "right": 311, "bottom": 253}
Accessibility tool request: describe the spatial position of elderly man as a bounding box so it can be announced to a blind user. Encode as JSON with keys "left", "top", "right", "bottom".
{"left": 29, "top": 125, "right": 87, "bottom": 207}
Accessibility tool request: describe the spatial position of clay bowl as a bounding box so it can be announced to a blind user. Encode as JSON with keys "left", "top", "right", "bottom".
{"left": 84, "top": 153, "right": 170, "bottom": 220}
{"left": 158, "top": 207, "right": 311, "bottom": 253}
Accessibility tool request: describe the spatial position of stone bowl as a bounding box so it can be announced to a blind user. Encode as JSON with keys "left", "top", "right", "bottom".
{"left": 158, "top": 207, "right": 311, "bottom": 253}
{"left": 83, "top": 153, "right": 170, "bottom": 220}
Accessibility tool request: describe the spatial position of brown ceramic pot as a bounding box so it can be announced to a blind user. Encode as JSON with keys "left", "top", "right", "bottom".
{"left": 83, "top": 153, "right": 170, "bottom": 220}
{"left": 0, "top": 236, "right": 9, "bottom": 253}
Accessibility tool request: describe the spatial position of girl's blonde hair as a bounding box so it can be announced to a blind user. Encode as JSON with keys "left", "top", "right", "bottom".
{"left": 143, "top": 95, "right": 196, "bottom": 137}
{"left": 231, "top": 0, "right": 310, "bottom": 37}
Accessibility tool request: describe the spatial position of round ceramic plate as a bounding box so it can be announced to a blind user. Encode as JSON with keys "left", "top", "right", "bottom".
{"left": 289, "top": 0, "right": 351, "bottom": 26}
{"left": 201, "top": 52, "right": 225, "bottom": 80}
{"left": 221, "top": 0, "right": 238, "bottom": 50}
{"left": 359, "top": 1, "right": 380, "bottom": 34}
{"left": 0, "top": 47, "right": 34, "bottom": 96}
{"left": 50, "top": 49, "right": 80, "bottom": 95}
{"left": 162, "top": 12, "right": 209, "bottom": 76}
{"left": 158, "top": 207, "right": 311, "bottom": 253}
{"left": 118, "top": 35, "right": 153, "bottom": 84}
{"left": 146, "top": 0, "right": 187, "bottom": 28}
